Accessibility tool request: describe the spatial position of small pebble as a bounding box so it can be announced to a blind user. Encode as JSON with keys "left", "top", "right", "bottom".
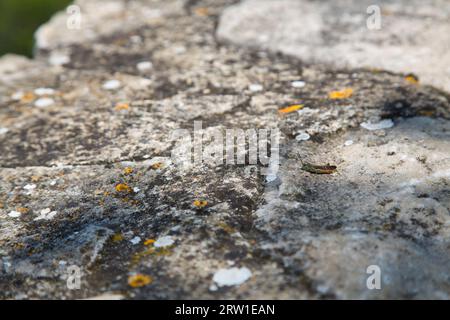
{"left": 212, "top": 267, "right": 252, "bottom": 287}
{"left": 102, "top": 80, "right": 121, "bottom": 90}
{"left": 0, "top": 128, "right": 9, "bottom": 135}
{"left": 291, "top": 80, "right": 306, "bottom": 88}
{"left": 154, "top": 235, "right": 175, "bottom": 248}
{"left": 360, "top": 119, "right": 394, "bottom": 131}
{"left": 34, "top": 98, "right": 55, "bottom": 108}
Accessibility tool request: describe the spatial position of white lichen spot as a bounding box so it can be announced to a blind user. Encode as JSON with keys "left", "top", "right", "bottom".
{"left": 212, "top": 267, "right": 252, "bottom": 287}
{"left": 209, "top": 284, "right": 218, "bottom": 291}
{"left": 8, "top": 211, "right": 21, "bottom": 218}
{"left": 11, "top": 91, "right": 24, "bottom": 100}
{"left": 291, "top": 80, "right": 306, "bottom": 88}
{"left": 34, "top": 208, "right": 58, "bottom": 221}
{"left": 49, "top": 53, "right": 70, "bottom": 66}
{"left": 344, "top": 139, "right": 354, "bottom": 146}
{"left": 360, "top": 119, "right": 394, "bottom": 131}
{"left": 130, "top": 236, "right": 141, "bottom": 245}
{"left": 34, "top": 88, "right": 55, "bottom": 96}
{"left": 249, "top": 84, "right": 263, "bottom": 92}
{"left": 34, "top": 98, "right": 55, "bottom": 108}
{"left": 23, "top": 184, "right": 36, "bottom": 191}
{"left": 174, "top": 46, "right": 187, "bottom": 54}
{"left": 102, "top": 80, "right": 121, "bottom": 90}
{"left": 133, "top": 187, "right": 140, "bottom": 193}
{"left": 265, "top": 174, "right": 277, "bottom": 182}
{"left": 0, "top": 127, "right": 9, "bottom": 135}
{"left": 153, "top": 235, "right": 175, "bottom": 248}
{"left": 136, "top": 61, "right": 153, "bottom": 72}
{"left": 295, "top": 132, "right": 310, "bottom": 141}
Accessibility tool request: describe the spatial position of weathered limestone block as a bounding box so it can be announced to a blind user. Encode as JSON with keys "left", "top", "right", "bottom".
{"left": 0, "top": 0, "right": 449, "bottom": 299}
{"left": 217, "top": 0, "right": 450, "bottom": 92}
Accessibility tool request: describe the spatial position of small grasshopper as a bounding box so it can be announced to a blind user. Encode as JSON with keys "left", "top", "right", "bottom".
{"left": 297, "top": 155, "right": 337, "bottom": 174}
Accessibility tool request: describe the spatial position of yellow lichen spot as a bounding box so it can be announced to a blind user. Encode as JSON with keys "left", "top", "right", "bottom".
{"left": 155, "top": 247, "right": 172, "bottom": 256}
{"left": 31, "top": 175, "right": 41, "bottom": 182}
{"left": 17, "top": 207, "right": 30, "bottom": 214}
{"left": 278, "top": 104, "right": 303, "bottom": 114}
{"left": 405, "top": 74, "right": 419, "bottom": 85}
{"left": 328, "top": 88, "right": 353, "bottom": 99}
{"left": 418, "top": 110, "right": 435, "bottom": 117}
{"left": 144, "top": 239, "right": 156, "bottom": 246}
{"left": 115, "top": 102, "right": 130, "bottom": 111}
{"left": 13, "top": 242, "right": 25, "bottom": 250}
{"left": 128, "top": 274, "right": 152, "bottom": 288}
{"left": 150, "top": 162, "right": 164, "bottom": 170}
{"left": 218, "top": 222, "right": 235, "bottom": 234}
{"left": 194, "top": 7, "right": 209, "bottom": 16}
{"left": 21, "top": 92, "right": 35, "bottom": 103}
{"left": 123, "top": 167, "right": 133, "bottom": 175}
{"left": 115, "top": 183, "right": 132, "bottom": 193}
{"left": 193, "top": 200, "right": 208, "bottom": 208}
{"left": 112, "top": 233, "right": 124, "bottom": 242}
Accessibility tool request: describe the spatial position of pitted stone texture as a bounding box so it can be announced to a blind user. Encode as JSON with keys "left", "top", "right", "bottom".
{"left": 1, "top": 0, "right": 450, "bottom": 299}
{"left": 256, "top": 116, "right": 450, "bottom": 298}
{"left": 217, "top": 0, "right": 450, "bottom": 93}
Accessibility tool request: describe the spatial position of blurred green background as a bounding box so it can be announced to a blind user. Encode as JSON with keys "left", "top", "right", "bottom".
{"left": 0, "top": 0, "right": 72, "bottom": 57}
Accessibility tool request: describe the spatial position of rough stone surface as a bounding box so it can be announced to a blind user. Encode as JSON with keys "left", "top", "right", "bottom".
{"left": 217, "top": 0, "right": 450, "bottom": 93}
{"left": 0, "top": 0, "right": 449, "bottom": 299}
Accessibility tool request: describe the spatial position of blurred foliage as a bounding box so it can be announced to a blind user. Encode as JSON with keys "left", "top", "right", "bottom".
{"left": 0, "top": 0, "right": 72, "bottom": 57}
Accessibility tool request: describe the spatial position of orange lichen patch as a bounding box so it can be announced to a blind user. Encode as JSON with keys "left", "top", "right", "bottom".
{"left": 21, "top": 92, "right": 35, "bottom": 103}
{"left": 115, "top": 102, "right": 130, "bottom": 111}
{"left": 194, "top": 7, "right": 209, "bottom": 16}
{"left": 17, "top": 207, "right": 30, "bottom": 214}
{"left": 278, "top": 104, "right": 303, "bottom": 114}
{"left": 144, "top": 239, "right": 156, "bottom": 246}
{"left": 405, "top": 74, "right": 419, "bottom": 85}
{"left": 123, "top": 167, "right": 134, "bottom": 175}
{"left": 31, "top": 175, "right": 41, "bottom": 182}
{"left": 328, "top": 88, "right": 353, "bottom": 99}
{"left": 128, "top": 274, "right": 152, "bottom": 288}
{"left": 150, "top": 162, "right": 164, "bottom": 170}
{"left": 112, "top": 233, "right": 124, "bottom": 242}
{"left": 193, "top": 200, "right": 208, "bottom": 208}
{"left": 115, "top": 183, "right": 132, "bottom": 193}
